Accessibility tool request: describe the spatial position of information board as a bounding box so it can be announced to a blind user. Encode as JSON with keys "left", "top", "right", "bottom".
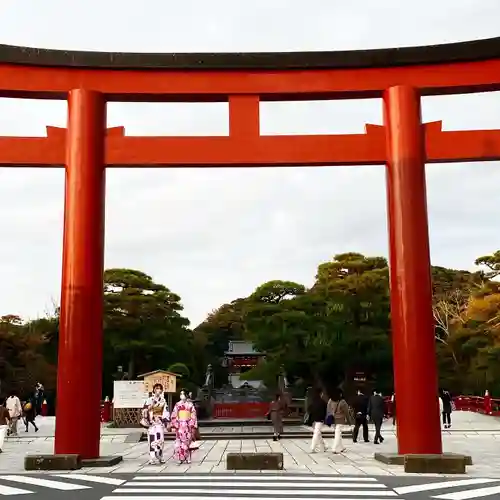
{"left": 113, "top": 380, "right": 148, "bottom": 408}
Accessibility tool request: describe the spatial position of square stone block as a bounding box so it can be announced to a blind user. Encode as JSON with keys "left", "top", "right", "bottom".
{"left": 25, "top": 454, "right": 81, "bottom": 471}
{"left": 227, "top": 452, "right": 284, "bottom": 470}
{"left": 404, "top": 454, "right": 468, "bottom": 474}
{"left": 375, "top": 452, "right": 472, "bottom": 467}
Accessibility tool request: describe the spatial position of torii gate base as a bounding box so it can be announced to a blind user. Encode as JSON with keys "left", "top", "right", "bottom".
{"left": 1, "top": 39, "right": 496, "bottom": 472}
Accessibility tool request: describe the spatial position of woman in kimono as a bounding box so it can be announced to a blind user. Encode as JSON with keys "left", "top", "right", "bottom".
{"left": 142, "top": 383, "right": 170, "bottom": 465}
{"left": 170, "top": 390, "right": 198, "bottom": 464}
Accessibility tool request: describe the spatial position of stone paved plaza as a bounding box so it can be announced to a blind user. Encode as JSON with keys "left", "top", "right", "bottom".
{"left": 1, "top": 411, "right": 499, "bottom": 477}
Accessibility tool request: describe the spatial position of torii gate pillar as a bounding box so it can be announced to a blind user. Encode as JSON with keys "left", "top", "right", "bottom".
{"left": 384, "top": 85, "right": 442, "bottom": 455}
{"left": 54, "top": 89, "right": 106, "bottom": 459}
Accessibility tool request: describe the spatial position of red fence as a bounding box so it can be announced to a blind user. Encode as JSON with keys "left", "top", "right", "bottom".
{"left": 453, "top": 396, "right": 500, "bottom": 416}
{"left": 381, "top": 395, "right": 500, "bottom": 418}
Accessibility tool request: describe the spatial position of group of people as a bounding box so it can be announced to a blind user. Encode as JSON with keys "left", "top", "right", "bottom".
{"left": 142, "top": 385, "right": 199, "bottom": 465}
{"left": 304, "top": 386, "right": 456, "bottom": 456}
{"left": 307, "top": 388, "right": 387, "bottom": 454}
{"left": 0, "top": 388, "right": 41, "bottom": 452}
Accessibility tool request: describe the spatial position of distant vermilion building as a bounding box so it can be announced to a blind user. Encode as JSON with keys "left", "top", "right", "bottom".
{"left": 224, "top": 340, "right": 265, "bottom": 389}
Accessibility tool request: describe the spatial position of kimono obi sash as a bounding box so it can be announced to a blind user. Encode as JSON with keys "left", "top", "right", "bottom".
{"left": 177, "top": 409, "right": 191, "bottom": 420}
{"left": 152, "top": 405, "right": 164, "bottom": 417}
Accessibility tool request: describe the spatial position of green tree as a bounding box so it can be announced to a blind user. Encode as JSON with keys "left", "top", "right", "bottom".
{"left": 475, "top": 250, "right": 500, "bottom": 280}
{"left": 103, "top": 268, "right": 191, "bottom": 379}
{"left": 168, "top": 362, "right": 190, "bottom": 380}
{"left": 0, "top": 314, "right": 56, "bottom": 397}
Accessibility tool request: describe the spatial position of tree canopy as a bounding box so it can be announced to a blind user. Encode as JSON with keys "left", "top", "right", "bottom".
{"left": 2, "top": 250, "right": 500, "bottom": 401}
{"left": 195, "top": 250, "right": 500, "bottom": 395}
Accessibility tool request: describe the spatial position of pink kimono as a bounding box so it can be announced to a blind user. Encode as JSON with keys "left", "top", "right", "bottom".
{"left": 170, "top": 399, "right": 197, "bottom": 463}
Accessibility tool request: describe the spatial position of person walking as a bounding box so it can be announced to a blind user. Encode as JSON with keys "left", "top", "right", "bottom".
{"left": 352, "top": 389, "right": 370, "bottom": 443}
{"left": 308, "top": 388, "right": 327, "bottom": 453}
{"left": 391, "top": 392, "right": 396, "bottom": 425}
{"left": 170, "top": 390, "right": 198, "bottom": 464}
{"left": 368, "top": 390, "right": 385, "bottom": 444}
{"left": 5, "top": 391, "right": 21, "bottom": 437}
{"left": 327, "top": 389, "right": 352, "bottom": 454}
{"left": 0, "top": 401, "right": 10, "bottom": 453}
{"left": 141, "top": 383, "right": 170, "bottom": 465}
{"left": 441, "top": 389, "right": 453, "bottom": 429}
{"left": 23, "top": 396, "right": 39, "bottom": 433}
{"left": 267, "top": 393, "right": 285, "bottom": 441}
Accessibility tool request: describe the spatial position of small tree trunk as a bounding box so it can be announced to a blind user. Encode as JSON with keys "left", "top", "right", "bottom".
{"left": 128, "top": 353, "right": 135, "bottom": 380}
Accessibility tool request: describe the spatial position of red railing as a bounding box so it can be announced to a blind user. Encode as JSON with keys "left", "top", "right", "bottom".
{"left": 213, "top": 402, "right": 269, "bottom": 419}
{"left": 381, "top": 395, "right": 500, "bottom": 418}
{"left": 453, "top": 396, "right": 500, "bottom": 416}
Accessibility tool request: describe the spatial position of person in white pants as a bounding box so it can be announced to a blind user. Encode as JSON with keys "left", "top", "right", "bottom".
{"left": 308, "top": 389, "right": 327, "bottom": 452}
{"left": 0, "top": 402, "right": 11, "bottom": 452}
{"left": 327, "top": 390, "right": 353, "bottom": 454}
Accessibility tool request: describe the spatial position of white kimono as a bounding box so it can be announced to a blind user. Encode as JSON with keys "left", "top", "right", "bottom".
{"left": 143, "top": 395, "right": 170, "bottom": 463}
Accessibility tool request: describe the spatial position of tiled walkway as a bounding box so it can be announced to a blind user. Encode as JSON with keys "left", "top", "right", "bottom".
{"left": 2, "top": 411, "right": 500, "bottom": 477}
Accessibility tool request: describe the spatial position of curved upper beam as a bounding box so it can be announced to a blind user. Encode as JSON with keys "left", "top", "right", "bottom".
{"left": 1, "top": 37, "right": 500, "bottom": 100}
{"left": 2, "top": 37, "right": 500, "bottom": 69}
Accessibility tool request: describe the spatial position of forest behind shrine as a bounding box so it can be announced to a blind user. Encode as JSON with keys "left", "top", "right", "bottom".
{"left": 1, "top": 249, "right": 500, "bottom": 400}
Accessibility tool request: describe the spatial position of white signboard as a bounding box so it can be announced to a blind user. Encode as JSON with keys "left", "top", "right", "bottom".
{"left": 113, "top": 381, "right": 148, "bottom": 409}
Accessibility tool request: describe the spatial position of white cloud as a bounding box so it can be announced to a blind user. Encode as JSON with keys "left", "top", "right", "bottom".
{"left": 0, "top": 0, "right": 499, "bottom": 325}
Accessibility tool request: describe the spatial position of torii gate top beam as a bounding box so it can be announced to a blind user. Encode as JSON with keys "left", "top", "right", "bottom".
{"left": 1, "top": 37, "right": 500, "bottom": 100}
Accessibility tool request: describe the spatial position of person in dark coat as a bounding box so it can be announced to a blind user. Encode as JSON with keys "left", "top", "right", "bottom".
{"left": 308, "top": 388, "right": 327, "bottom": 452}
{"left": 440, "top": 389, "right": 453, "bottom": 429}
{"left": 23, "top": 396, "right": 39, "bottom": 433}
{"left": 368, "top": 390, "right": 385, "bottom": 444}
{"left": 352, "top": 389, "right": 370, "bottom": 443}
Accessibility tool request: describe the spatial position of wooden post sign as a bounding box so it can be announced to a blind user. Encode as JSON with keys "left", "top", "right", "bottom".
{"left": 139, "top": 370, "right": 178, "bottom": 394}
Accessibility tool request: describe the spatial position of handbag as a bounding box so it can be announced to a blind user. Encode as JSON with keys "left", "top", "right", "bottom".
{"left": 325, "top": 414, "right": 333, "bottom": 426}
{"left": 303, "top": 412, "right": 312, "bottom": 426}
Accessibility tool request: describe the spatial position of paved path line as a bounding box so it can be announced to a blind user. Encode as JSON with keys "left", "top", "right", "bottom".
{"left": 113, "top": 488, "right": 398, "bottom": 496}
{"left": 131, "top": 475, "right": 378, "bottom": 481}
{"left": 434, "top": 485, "right": 500, "bottom": 500}
{"left": 51, "top": 473, "right": 125, "bottom": 485}
{"left": 123, "top": 481, "right": 388, "bottom": 488}
{"left": 105, "top": 497, "right": 400, "bottom": 500}
{"left": 0, "top": 475, "right": 91, "bottom": 491}
{"left": 395, "top": 479, "right": 498, "bottom": 495}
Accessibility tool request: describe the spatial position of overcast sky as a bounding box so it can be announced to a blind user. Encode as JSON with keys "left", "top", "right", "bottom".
{"left": 0, "top": 0, "right": 499, "bottom": 327}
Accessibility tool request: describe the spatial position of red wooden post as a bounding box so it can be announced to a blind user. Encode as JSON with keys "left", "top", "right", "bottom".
{"left": 102, "top": 397, "right": 111, "bottom": 422}
{"left": 54, "top": 89, "right": 106, "bottom": 459}
{"left": 41, "top": 399, "right": 48, "bottom": 417}
{"left": 384, "top": 85, "right": 442, "bottom": 455}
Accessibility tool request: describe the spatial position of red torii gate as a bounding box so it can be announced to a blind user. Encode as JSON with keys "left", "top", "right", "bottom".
{"left": 1, "top": 38, "right": 500, "bottom": 466}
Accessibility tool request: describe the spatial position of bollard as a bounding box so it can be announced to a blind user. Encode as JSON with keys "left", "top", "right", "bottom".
{"left": 102, "top": 396, "right": 111, "bottom": 422}
{"left": 484, "top": 391, "right": 492, "bottom": 415}
{"left": 41, "top": 399, "right": 48, "bottom": 417}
